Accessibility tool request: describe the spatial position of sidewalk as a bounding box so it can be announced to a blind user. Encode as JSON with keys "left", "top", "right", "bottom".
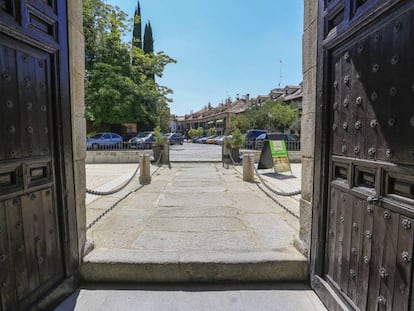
{"left": 82, "top": 162, "right": 306, "bottom": 282}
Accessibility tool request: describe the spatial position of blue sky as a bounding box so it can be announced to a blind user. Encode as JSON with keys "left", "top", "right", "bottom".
{"left": 108, "top": 0, "right": 304, "bottom": 115}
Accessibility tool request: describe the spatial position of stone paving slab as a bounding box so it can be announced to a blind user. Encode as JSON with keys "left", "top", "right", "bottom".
{"left": 83, "top": 162, "right": 307, "bottom": 283}
{"left": 56, "top": 283, "right": 327, "bottom": 311}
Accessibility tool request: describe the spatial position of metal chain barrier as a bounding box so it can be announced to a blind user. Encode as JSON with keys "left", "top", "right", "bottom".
{"left": 253, "top": 165, "right": 301, "bottom": 196}
{"left": 154, "top": 149, "right": 163, "bottom": 166}
{"left": 228, "top": 156, "right": 300, "bottom": 220}
{"left": 228, "top": 148, "right": 242, "bottom": 166}
{"left": 85, "top": 161, "right": 163, "bottom": 231}
{"left": 256, "top": 183, "right": 300, "bottom": 220}
{"left": 85, "top": 190, "right": 136, "bottom": 231}
{"left": 252, "top": 165, "right": 300, "bottom": 219}
{"left": 86, "top": 161, "right": 141, "bottom": 196}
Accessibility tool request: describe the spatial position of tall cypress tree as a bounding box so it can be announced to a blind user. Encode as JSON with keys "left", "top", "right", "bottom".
{"left": 143, "top": 21, "right": 154, "bottom": 54}
{"left": 132, "top": 1, "right": 142, "bottom": 49}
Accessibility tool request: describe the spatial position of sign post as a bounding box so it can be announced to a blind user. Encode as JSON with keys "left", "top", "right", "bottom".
{"left": 258, "top": 139, "right": 292, "bottom": 174}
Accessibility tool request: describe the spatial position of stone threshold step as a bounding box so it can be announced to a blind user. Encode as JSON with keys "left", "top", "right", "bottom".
{"left": 81, "top": 248, "right": 308, "bottom": 283}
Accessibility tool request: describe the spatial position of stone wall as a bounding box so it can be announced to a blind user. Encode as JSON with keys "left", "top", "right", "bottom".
{"left": 86, "top": 151, "right": 149, "bottom": 164}
{"left": 298, "top": 0, "right": 318, "bottom": 257}
{"left": 67, "top": 0, "right": 87, "bottom": 260}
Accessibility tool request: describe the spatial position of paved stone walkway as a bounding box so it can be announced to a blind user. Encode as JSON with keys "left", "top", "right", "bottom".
{"left": 56, "top": 283, "right": 326, "bottom": 311}
{"left": 55, "top": 161, "right": 327, "bottom": 310}
{"left": 82, "top": 162, "right": 306, "bottom": 282}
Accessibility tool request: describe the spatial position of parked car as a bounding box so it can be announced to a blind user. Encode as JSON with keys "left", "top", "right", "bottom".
{"left": 122, "top": 131, "right": 140, "bottom": 142}
{"left": 129, "top": 132, "right": 155, "bottom": 149}
{"left": 244, "top": 129, "right": 267, "bottom": 149}
{"left": 197, "top": 135, "right": 216, "bottom": 144}
{"left": 214, "top": 135, "right": 225, "bottom": 145}
{"left": 195, "top": 136, "right": 207, "bottom": 143}
{"left": 206, "top": 135, "right": 218, "bottom": 144}
{"left": 254, "top": 133, "right": 267, "bottom": 150}
{"left": 255, "top": 132, "right": 298, "bottom": 150}
{"left": 86, "top": 132, "right": 123, "bottom": 150}
{"left": 164, "top": 133, "right": 184, "bottom": 145}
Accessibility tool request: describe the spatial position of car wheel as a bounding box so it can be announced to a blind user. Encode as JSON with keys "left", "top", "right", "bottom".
{"left": 180, "top": 140, "right": 183, "bottom": 145}
{"left": 92, "top": 143, "right": 99, "bottom": 150}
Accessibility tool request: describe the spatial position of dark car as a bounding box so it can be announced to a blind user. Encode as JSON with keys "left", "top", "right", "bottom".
{"left": 164, "top": 133, "right": 184, "bottom": 145}
{"left": 255, "top": 132, "right": 298, "bottom": 150}
{"left": 244, "top": 129, "right": 267, "bottom": 149}
{"left": 86, "top": 132, "right": 123, "bottom": 150}
{"left": 128, "top": 132, "right": 155, "bottom": 149}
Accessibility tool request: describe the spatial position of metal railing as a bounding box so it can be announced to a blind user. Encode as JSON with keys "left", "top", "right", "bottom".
{"left": 285, "top": 140, "right": 301, "bottom": 151}
{"left": 86, "top": 141, "right": 154, "bottom": 151}
{"left": 248, "top": 140, "right": 301, "bottom": 151}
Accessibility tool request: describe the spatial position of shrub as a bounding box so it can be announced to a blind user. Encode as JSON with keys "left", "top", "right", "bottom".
{"left": 154, "top": 126, "right": 164, "bottom": 145}
{"left": 208, "top": 127, "right": 216, "bottom": 136}
{"left": 188, "top": 128, "right": 197, "bottom": 139}
{"left": 229, "top": 128, "right": 243, "bottom": 147}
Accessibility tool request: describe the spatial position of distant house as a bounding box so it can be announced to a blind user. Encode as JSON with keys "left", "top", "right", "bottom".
{"left": 172, "top": 84, "right": 303, "bottom": 135}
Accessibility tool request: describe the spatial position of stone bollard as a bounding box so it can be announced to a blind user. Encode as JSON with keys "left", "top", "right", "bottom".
{"left": 222, "top": 137, "right": 230, "bottom": 168}
{"left": 243, "top": 154, "right": 255, "bottom": 182}
{"left": 139, "top": 154, "right": 151, "bottom": 185}
{"left": 161, "top": 138, "right": 170, "bottom": 165}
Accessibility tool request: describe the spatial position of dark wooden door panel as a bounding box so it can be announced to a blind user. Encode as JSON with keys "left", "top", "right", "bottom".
{"left": 0, "top": 0, "right": 77, "bottom": 308}
{"left": 326, "top": 188, "right": 339, "bottom": 280}
{"left": 0, "top": 43, "right": 52, "bottom": 161}
{"left": 0, "top": 200, "right": 17, "bottom": 310}
{"left": 0, "top": 40, "right": 63, "bottom": 307}
{"left": 348, "top": 196, "right": 363, "bottom": 304}
{"left": 314, "top": 1, "right": 414, "bottom": 309}
{"left": 392, "top": 215, "right": 414, "bottom": 310}
{"left": 357, "top": 197, "right": 374, "bottom": 310}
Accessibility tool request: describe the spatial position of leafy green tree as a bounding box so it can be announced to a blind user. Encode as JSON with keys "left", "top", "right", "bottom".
{"left": 208, "top": 127, "right": 216, "bottom": 136}
{"left": 83, "top": 0, "right": 112, "bottom": 71}
{"left": 269, "top": 101, "right": 296, "bottom": 131}
{"left": 83, "top": 0, "right": 176, "bottom": 130}
{"left": 289, "top": 113, "right": 301, "bottom": 134}
{"left": 196, "top": 127, "right": 204, "bottom": 137}
{"left": 229, "top": 114, "right": 251, "bottom": 133}
{"left": 243, "top": 99, "right": 296, "bottom": 132}
{"left": 188, "top": 128, "right": 197, "bottom": 140}
{"left": 244, "top": 105, "right": 269, "bottom": 130}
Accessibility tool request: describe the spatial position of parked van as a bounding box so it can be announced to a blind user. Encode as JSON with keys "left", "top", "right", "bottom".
{"left": 255, "top": 132, "right": 298, "bottom": 150}
{"left": 244, "top": 129, "right": 267, "bottom": 149}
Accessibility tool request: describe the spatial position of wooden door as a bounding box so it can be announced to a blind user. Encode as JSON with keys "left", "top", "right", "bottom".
{"left": 312, "top": 1, "right": 414, "bottom": 310}
{"left": 0, "top": 1, "right": 78, "bottom": 310}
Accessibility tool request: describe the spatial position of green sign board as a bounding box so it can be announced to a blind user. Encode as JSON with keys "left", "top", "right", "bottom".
{"left": 258, "top": 140, "right": 292, "bottom": 174}
{"left": 269, "top": 140, "right": 291, "bottom": 173}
